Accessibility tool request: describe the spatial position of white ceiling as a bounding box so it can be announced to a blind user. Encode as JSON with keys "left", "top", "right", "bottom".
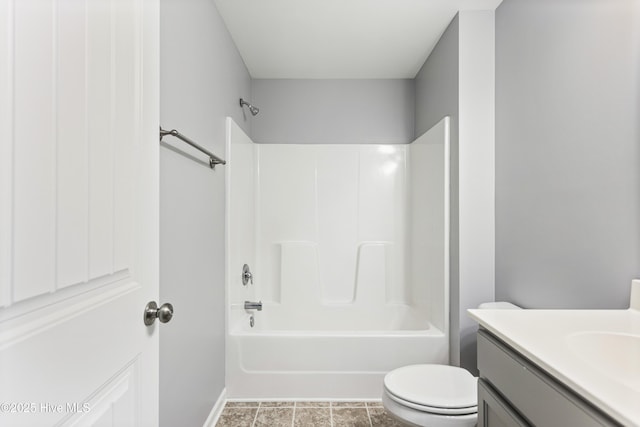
{"left": 214, "top": 0, "right": 503, "bottom": 79}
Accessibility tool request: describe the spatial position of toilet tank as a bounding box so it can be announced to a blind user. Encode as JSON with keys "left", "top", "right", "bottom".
{"left": 477, "top": 302, "right": 521, "bottom": 310}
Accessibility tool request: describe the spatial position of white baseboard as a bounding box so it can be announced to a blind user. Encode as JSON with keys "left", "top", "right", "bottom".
{"left": 203, "top": 387, "right": 227, "bottom": 427}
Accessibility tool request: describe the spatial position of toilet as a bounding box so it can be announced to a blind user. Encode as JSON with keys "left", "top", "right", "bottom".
{"left": 382, "top": 302, "right": 521, "bottom": 427}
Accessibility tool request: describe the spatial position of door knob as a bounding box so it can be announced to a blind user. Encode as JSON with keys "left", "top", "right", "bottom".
{"left": 144, "top": 301, "right": 174, "bottom": 326}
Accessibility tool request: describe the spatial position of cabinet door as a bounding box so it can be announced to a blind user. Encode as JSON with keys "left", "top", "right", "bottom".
{"left": 478, "top": 379, "right": 531, "bottom": 427}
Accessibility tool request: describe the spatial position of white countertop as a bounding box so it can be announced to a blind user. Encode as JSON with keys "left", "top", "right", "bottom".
{"left": 468, "top": 308, "right": 640, "bottom": 426}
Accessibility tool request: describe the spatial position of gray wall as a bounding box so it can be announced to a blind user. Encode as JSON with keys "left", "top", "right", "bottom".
{"left": 159, "top": 0, "right": 251, "bottom": 425}
{"left": 495, "top": 0, "right": 640, "bottom": 309}
{"left": 414, "top": 15, "right": 462, "bottom": 367}
{"left": 251, "top": 79, "right": 415, "bottom": 144}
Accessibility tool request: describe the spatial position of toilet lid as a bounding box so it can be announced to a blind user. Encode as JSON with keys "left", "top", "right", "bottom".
{"left": 384, "top": 365, "right": 477, "bottom": 411}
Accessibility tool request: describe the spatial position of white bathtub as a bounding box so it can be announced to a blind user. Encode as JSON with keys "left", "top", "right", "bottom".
{"left": 225, "top": 305, "right": 448, "bottom": 399}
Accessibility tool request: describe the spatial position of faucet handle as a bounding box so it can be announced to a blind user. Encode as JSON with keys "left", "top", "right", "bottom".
{"left": 242, "top": 264, "right": 253, "bottom": 286}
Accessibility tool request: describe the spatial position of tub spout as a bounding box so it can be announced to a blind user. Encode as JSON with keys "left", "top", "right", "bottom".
{"left": 244, "top": 300, "right": 262, "bottom": 311}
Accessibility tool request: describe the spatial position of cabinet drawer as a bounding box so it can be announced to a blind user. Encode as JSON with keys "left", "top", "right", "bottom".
{"left": 477, "top": 329, "right": 619, "bottom": 427}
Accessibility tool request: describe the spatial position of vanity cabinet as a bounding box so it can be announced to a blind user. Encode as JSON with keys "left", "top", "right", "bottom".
{"left": 476, "top": 329, "right": 621, "bottom": 427}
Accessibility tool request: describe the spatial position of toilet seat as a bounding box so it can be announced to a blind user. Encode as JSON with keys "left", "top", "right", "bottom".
{"left": 384, "top": 387, "right": 477, "bottom": 416}
{"left": 383, "top": 365, "right": 477, "bottom": 416}
{"left": 383, "top": 391, "right": 477, "bottom": 427}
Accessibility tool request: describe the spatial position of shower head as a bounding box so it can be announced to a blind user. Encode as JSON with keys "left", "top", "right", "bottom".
{"left": 239, "top": 98, "right": 259, "bottom": 116}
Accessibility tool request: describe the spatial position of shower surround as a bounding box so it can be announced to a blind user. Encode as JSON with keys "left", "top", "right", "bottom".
{"left": 225, "top": 117, "right": 450, "bottom": 399}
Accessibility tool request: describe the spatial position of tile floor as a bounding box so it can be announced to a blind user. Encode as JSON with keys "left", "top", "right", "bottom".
{"left": 215, "top": 401, "right": 403, "bottom": 427}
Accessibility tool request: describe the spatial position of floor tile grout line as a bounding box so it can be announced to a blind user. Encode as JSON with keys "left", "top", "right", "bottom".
{"left": 250, "top": 402, "right": 261, "bottom": 427}
{"left": 291, "top": 403, "right": 296, "bottom": 427}
{"left": 330, "top": 402, "right": 334, "bottom": 427}
{"left": 364, "top": 403, "right": 373, "bottom": 427}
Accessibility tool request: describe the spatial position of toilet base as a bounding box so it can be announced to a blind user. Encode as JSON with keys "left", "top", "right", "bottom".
{"left": 382, "top": 392, "right": 477, "bottom": 427}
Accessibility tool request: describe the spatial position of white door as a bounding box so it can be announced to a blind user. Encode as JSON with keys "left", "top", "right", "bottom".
{"left": 0, "top": 0, "right": 160, "bottom": 426}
